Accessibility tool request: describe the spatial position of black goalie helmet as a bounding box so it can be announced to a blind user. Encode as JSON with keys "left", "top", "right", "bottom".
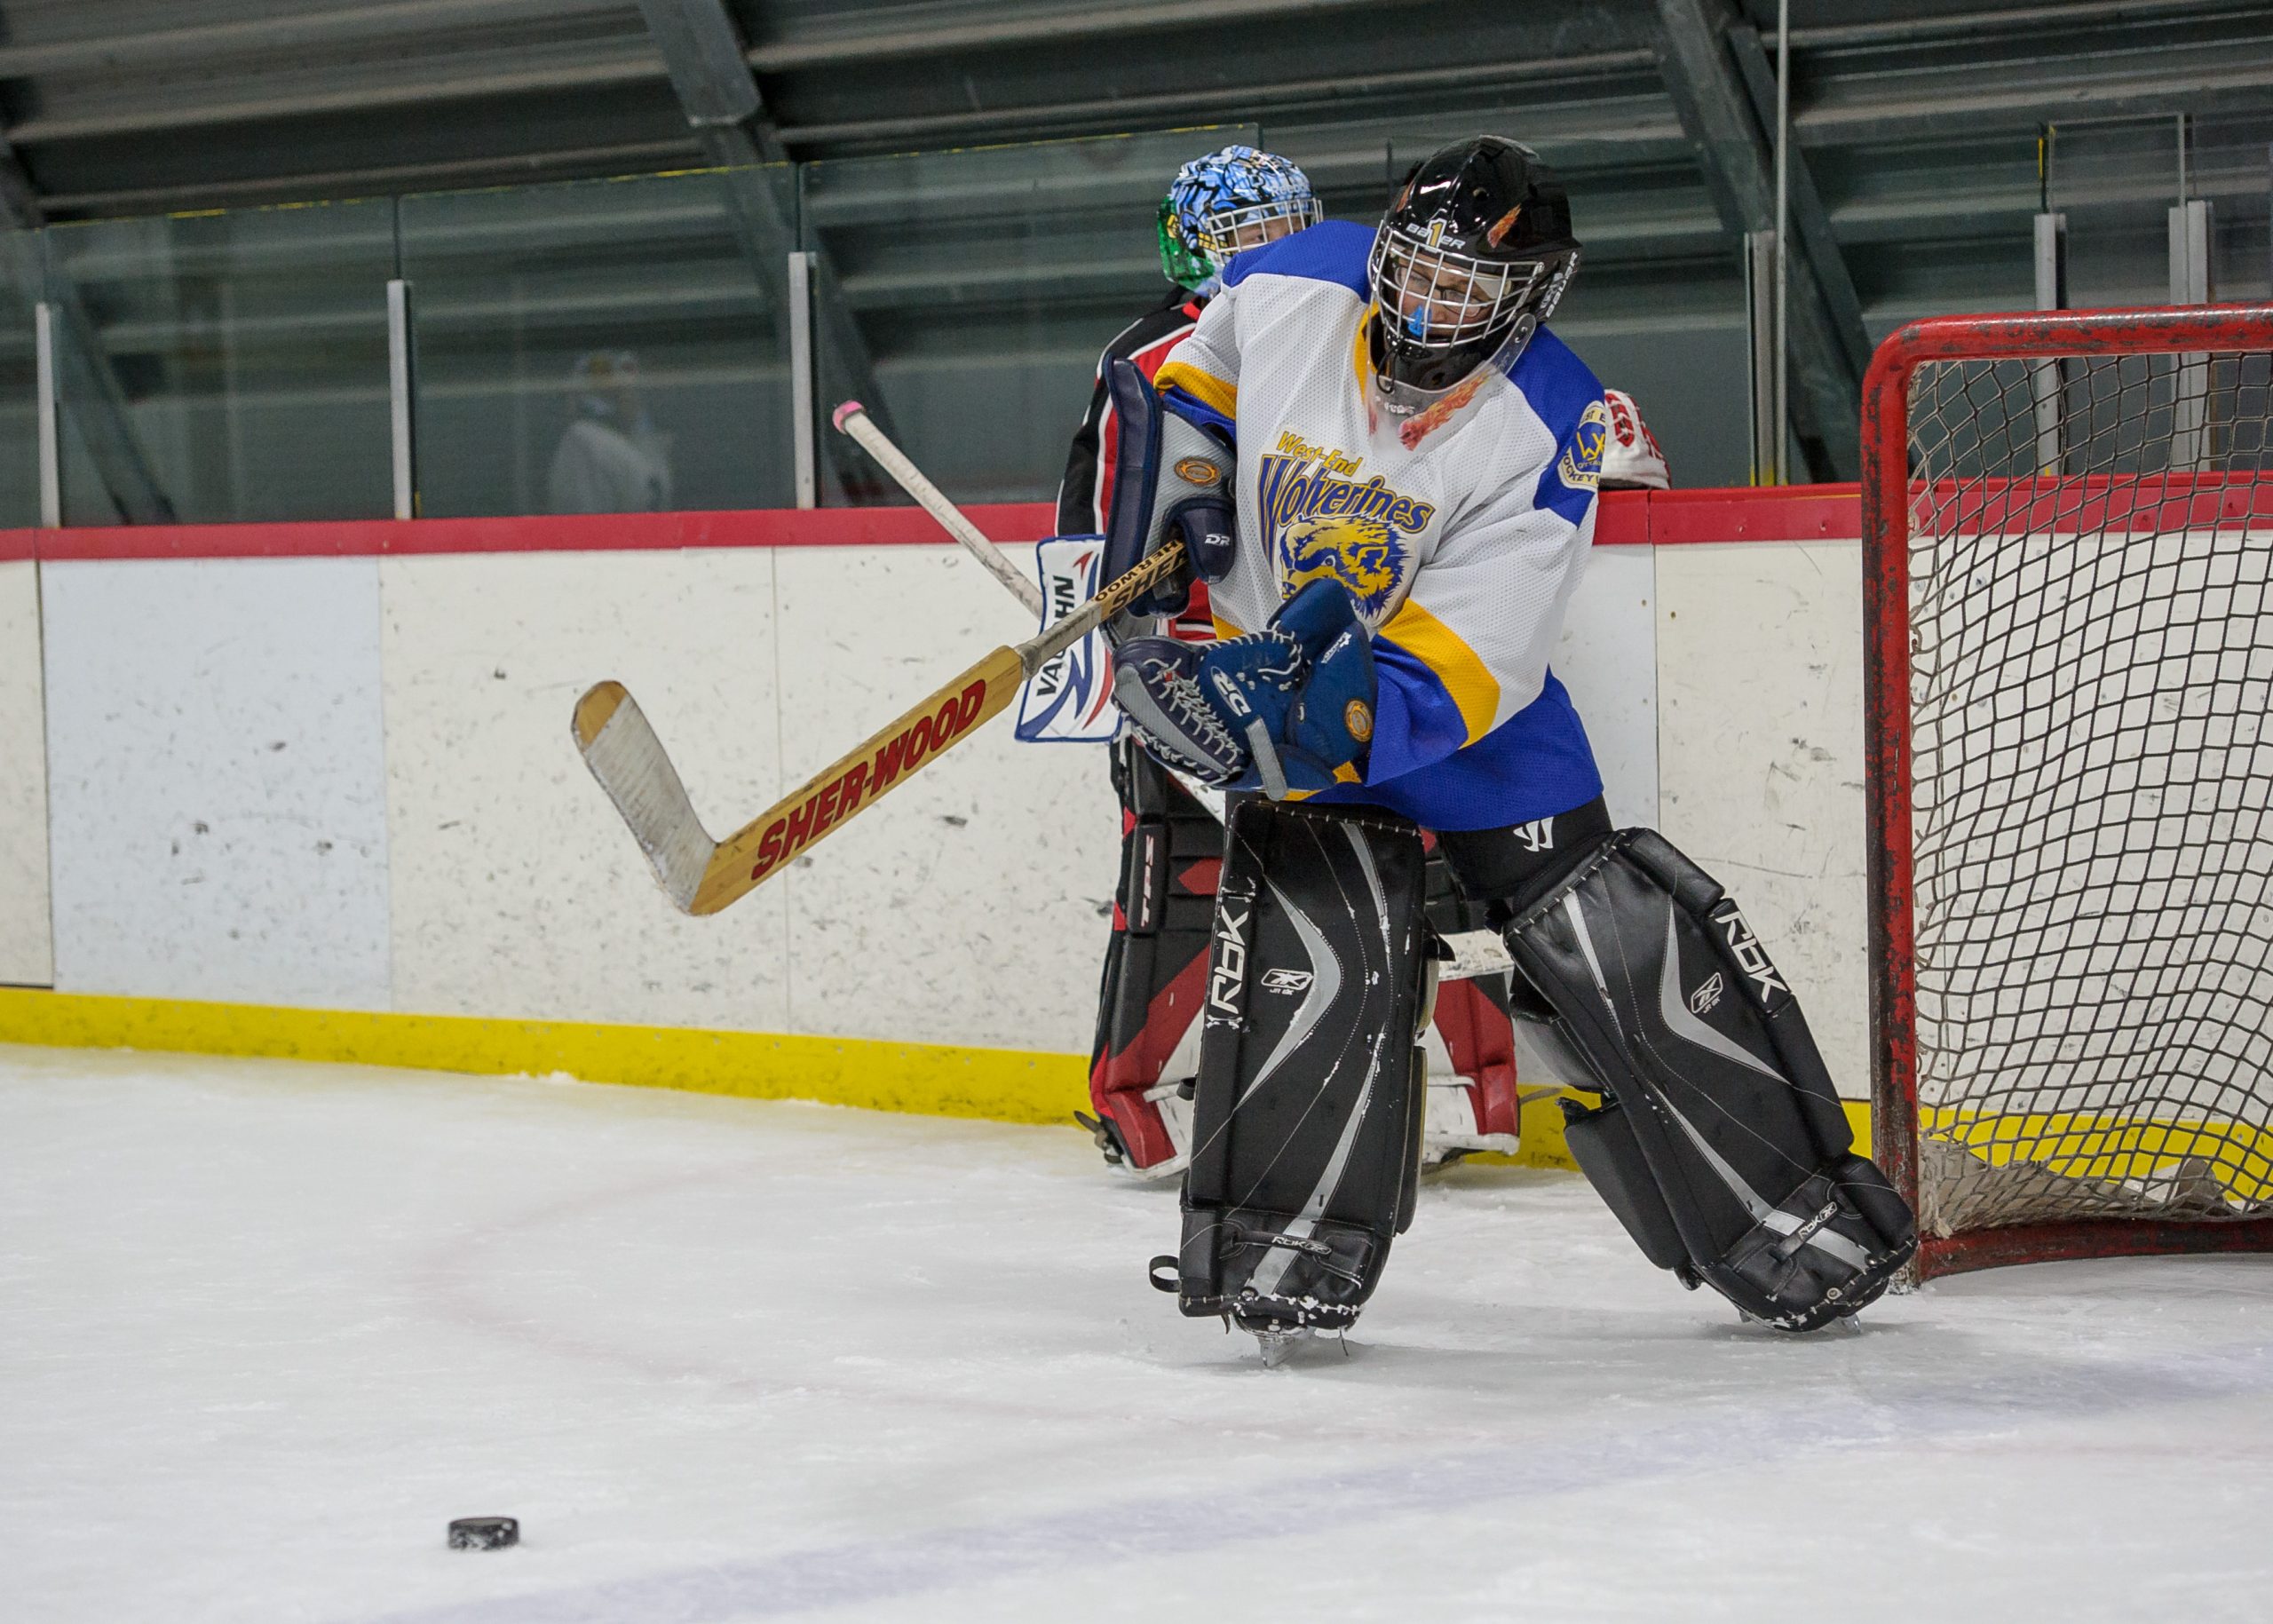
{"left": 1366, "top": 136, "right": 1580, "bottom": 416}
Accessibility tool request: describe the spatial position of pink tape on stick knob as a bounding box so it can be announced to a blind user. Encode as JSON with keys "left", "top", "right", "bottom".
{"left": 831, "top": 400, "right": 865, "bottom": 432}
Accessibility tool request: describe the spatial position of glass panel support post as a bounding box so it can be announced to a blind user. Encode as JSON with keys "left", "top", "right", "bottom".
{"left": 1771, "top": 0, "right": 1790, "bottom": 487}
{"left": 387, "top": 278, "right": 416, "bottom": 520}
{"left": 1744, "top": 229, "right": 1778, "bottom": 485}
{"left": 2166, "top": 199, "right": 2214, "bottom": 468}
{"left": 788, "top": 250, "right": 815, "bottom": 510}
{"left": 33, "top": 299, "right": 58, "bottom": 527}
{"left": 2031, "top": 211, "right": 2066, "bottom": 473}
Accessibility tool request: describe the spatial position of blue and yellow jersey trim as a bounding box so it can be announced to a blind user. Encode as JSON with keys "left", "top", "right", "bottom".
{"left": 1377, "top": 598, "right": 1500, "bottom": 745}
{"left": 1154, "top": 359, "right": 1237, "bottom": 422}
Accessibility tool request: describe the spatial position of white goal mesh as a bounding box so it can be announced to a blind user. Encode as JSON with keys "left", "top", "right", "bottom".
{"left": 1878, "top": 313, "right": 2273, "bottom": 1264}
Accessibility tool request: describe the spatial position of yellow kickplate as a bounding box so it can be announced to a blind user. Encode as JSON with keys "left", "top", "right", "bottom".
{"left": 0, "top": 987, "right": 1089, "bottom": 1125}
{"left": 0, "top": 986, "right": 1872, "bottom": 1170}
{"left": 1921, "top": 1106, "right": 2273, "bottom": 1202}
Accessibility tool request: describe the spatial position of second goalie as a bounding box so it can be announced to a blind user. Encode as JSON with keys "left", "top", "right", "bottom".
{"left": 1084, "top": 135, "right": 1915, "bottom": 1359}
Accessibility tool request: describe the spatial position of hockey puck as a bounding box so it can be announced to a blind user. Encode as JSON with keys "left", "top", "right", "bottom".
{"left": 447, "top": 1517, "right": 519, "bottom": 1550}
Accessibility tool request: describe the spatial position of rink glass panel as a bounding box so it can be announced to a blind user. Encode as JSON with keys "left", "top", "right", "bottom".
{"left": 42, "top": 201, "right": 396, "bottom": 525}
{"left": 1863, "top": 305, "right": 2273, "bottom": 1277}
{"left": 799, "top": 125, "right": 1255, "bottom": 508}
{"left": 399, "top": 168, "right": 796, "bottom": 519}
{"left": 0, "top": 235, "right": 37, "bottom": 527}
{"left": 2046, "top": 114, "right": 2273, "bottom": 314}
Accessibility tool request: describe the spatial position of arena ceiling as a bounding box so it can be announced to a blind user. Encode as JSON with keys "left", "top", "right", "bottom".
{"left": 0, "top": 0, "right": 2261, "bottom": 218}
{"left": 0, "top": 0, "right": 2265, "bottom": 488}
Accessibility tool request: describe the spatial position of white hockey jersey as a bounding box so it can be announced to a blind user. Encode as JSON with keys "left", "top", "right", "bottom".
{"left": 1153, "top": 218, "right": 1607, "bottom": 830}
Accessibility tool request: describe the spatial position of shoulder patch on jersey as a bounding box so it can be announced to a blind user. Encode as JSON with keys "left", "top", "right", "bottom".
{"left": 1220, "top": 218, "right": 1371, "bottom": 300}
{"left": 1556, "top": 398, "right": 1610, "bottom": 492}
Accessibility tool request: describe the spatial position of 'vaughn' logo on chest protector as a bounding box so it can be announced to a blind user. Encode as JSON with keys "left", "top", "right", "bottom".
{"left": 1255, "top": 432, "right": 1433, "bottom": 624}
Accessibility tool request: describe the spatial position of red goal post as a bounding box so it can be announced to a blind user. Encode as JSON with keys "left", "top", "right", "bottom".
{"left": 1863, "top": 303, "right": 2273, "bottom": 1281}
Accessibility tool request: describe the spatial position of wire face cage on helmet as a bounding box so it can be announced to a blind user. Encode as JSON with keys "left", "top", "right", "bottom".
{"left": 1368, "top": 227, "right": 1550, "bottom": 351}
{"left": 1158, "top": 145, "right": 1323, "bottom": 291}
{"left": 1192, "top": 192, "right": 1325, "bottom": 267}
{"left": 1363, "top": 136, "right": 1580, "bottom": 416}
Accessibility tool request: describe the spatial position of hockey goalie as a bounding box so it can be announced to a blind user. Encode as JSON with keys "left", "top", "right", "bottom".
{"left": 1082, "top": 136, "right": 1914, "bottom": 1361}
{"left": 1059, "top": 144, "right": 1670, "bottom": 1185}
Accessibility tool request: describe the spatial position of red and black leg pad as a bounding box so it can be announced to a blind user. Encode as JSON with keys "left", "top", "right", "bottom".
{"left": 1083, "top": 738, "right": 1224, "bottom": 1169}
{"left": 1501, "top": 831, "right": 1916, "bottom": 1331}
{"left": 1154, "top": 800, "right": 1431, "bottom": 1337}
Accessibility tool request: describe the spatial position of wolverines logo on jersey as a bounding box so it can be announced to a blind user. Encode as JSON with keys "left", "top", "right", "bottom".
{"left": 1557, "top": 397, "right": 1611, "bottom": 491}
{"left": 1256, "top": 432, "right": 1431, "bottom": 623}
{"left": 1279, "top": 514, "right": 1406, "bottom": 616}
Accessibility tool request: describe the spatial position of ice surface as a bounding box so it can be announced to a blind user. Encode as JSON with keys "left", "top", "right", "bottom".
{"left": 4, "top": 1042, "right": 2272, "bottom": 1623}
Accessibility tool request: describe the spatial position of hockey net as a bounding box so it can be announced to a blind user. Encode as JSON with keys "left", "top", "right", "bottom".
{"left": 1865, "top": 304, "right": 2273, "bottom": 1279}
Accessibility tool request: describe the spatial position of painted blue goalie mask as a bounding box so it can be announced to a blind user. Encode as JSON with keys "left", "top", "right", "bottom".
{"left": 1158, "top": 145, "right": 1323, "bottom": 291}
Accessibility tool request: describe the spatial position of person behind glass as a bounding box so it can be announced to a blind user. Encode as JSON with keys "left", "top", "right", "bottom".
{"left": 549, "top": 350, "right": 674, "bottom": 514}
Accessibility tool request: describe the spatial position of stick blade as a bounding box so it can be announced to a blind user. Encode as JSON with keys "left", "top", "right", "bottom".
{"left": 572, "top": 681, "right": 717, "bottom": 914}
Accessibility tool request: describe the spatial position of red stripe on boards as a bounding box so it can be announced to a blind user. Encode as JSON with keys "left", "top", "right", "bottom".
{"left": 30, "top": 503, "right": 1063, "bottom": 562}
{"left": 1641, "top": 485, "right": 1863, "bottom": 544}
{"left": 17, "top": 487, "right": 1897, "bottom": 563}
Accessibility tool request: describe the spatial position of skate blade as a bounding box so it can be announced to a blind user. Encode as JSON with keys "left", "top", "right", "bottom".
{"left": 1253, "top": 1327, "right": 1313, "bottom": 1368}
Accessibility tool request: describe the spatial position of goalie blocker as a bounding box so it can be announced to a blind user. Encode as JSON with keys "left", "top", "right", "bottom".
{"left": 1152, "top": 801, "right": 1432, "bottom": 1359}
{"left": 1501, "top": 831, "right": 1915, "bottom": 1330}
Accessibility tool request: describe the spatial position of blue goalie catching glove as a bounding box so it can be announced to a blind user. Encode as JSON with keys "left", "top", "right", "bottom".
{"left": 1112, "top": 578, "right": 1376, "bottom": 797}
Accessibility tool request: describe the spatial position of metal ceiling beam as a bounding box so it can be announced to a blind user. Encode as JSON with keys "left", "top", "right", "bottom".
{"left": 1786, "top": 0, "right": 2263, "bottom": 51}
{"left": 36, "top": 139, "right": 705, "bottom": 219}
{"left": 3, "top": 42, "right": 666, "bottom": 146}
{"left": 1653, "top": 0, "right": 1857, "bottom": 479}
{"left": 1725, "top": 23, "right": 1869, "bottom": 384}
{"left": 0, "top": 127, "right": 41, "bottom": 227}
{"left": 15, "top": 29, "right": 2266, "bottom": 156}
{"left": 0, "top": 0, "right": 628, "bottom": 79}
{"left": 1794, "top": 48, "right": 2273, "bottom": 145}
{"left": 0, "top": 129, "right": 173, "bottom": 522}
{"left": 743, "top": 0, "right": 1431, "bottom": 72}
{"left": 631, "top": 0, "right": 794, "bottom": 275}
{"left": 634, "top": 0, "right": 890, "bottom": 493}
{"left": 769, "top": 51, "right": 1661, "bottom": 150}
{"left": 638, "top": 0, "right": 773, "bottom": 158}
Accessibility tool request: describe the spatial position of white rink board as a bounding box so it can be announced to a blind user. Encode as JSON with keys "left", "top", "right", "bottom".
{"left": 380, "top": 551, "right": 794, "bottom": 1031}
{"left": 775, "top": 543, "right": 1116, "bottom": 1054}
{"left": 41, "top": 558, "right": 392, "bottom": 1009}
{"left": 21, "top": 532, "right": 1863, "bottom": 1077}
{"left": 0, "top": 559, "right": 51, "bottom": 986}
{"left": 1556, "top": 542, "right": 1659, "bottom": 828}
{"left": 1656, "top": 540, "right": 1869, "bottom": 1096}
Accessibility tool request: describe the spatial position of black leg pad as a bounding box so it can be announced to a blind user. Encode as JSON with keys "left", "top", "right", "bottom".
{"left": 1505, "top": 831, "right": 1916, "bottom": 1331}
{"left": 1157, "top": 800, "right": 1431, "bottom": 1337}
{"left": 1560, "top": 1096, "right": 1692, "bottom": 1278}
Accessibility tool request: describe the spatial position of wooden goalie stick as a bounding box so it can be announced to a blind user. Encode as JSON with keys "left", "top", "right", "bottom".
{"left": 826, "top": 401, "right": 1519, "bottom": 989}
{"left": 572, "top": 535, "right": 1188, "bottom": 916}
{"left": 834, "top": 399, "right": 1227, "bottom": 817}
{"left": 832, "top": 400, "right": 1044, "bottom": 617}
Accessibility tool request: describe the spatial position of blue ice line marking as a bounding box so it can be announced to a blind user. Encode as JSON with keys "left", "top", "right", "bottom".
{"left": 355, "top": 1335, "right": 2273, "bottom": 1624}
